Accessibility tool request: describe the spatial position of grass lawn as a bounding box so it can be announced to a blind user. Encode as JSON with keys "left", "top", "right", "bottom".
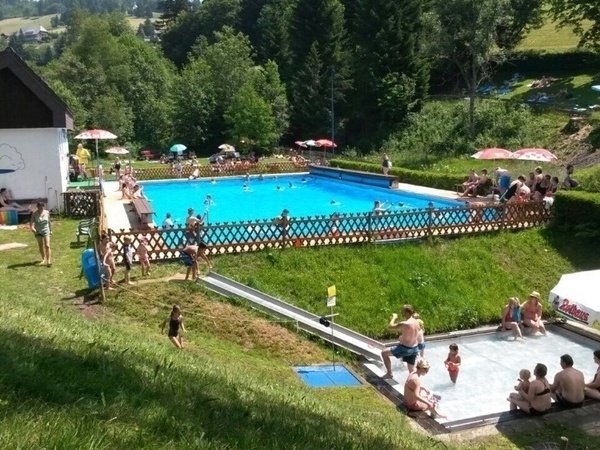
{"left": 517, "top": 20, "right": 587, "bottom": 52}
{"left": 1, "top": 219, "right": 599, "bottom": 448}
{"left": 0, "top": 14, "right": 156, "bottom": 35}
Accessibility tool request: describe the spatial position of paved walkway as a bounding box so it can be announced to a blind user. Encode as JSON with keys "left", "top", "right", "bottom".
{"left": 102, "top": 181, "right": 142, "bottom": 231}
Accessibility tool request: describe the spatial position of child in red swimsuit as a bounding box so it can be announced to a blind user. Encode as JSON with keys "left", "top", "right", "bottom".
{"left": 444, "top": 343, "right": 461, "bottom": 383}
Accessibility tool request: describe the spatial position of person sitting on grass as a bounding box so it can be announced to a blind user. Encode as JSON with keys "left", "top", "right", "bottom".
{"left": 461, "top": 169, "right": 489, "bottom": 197}
{"left": 403, "top": 359, "right": 445, "bottom": 418}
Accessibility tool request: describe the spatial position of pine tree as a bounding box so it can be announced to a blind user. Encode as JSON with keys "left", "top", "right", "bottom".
{"left": 349, "top": 0, "right": 431, "bottom": 142}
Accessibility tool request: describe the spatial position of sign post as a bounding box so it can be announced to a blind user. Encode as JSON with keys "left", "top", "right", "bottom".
{"left": 327, "top": 285, "right": 336, "bottom": 370}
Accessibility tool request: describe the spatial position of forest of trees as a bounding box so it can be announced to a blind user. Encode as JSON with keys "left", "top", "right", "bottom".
{"left": 2, "top": 0, "right": 599, "bottom": 154}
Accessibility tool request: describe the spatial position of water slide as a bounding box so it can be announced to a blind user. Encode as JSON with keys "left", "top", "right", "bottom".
{"left": 199, "top": 272, "right": 385, "bottom": 361}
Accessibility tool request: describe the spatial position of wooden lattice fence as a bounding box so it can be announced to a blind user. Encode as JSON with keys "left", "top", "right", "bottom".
{"left": 130, "top": 161, "right": 307, "bottom": 181}
{"left": 63, "top": 190, "right": 102, "bottom": 218}
{"left": 106, "top": 201, "right": 552, "bottom": 263}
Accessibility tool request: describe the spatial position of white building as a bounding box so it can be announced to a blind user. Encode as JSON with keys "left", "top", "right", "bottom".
{"left": 0, "top": 47, "right": 73, "bottom": 211}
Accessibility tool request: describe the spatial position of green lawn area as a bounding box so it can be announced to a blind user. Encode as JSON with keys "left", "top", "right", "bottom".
{"left": 0, "top": 14, "right": 155, "bottom": 35}
{"left": 517, "top": 20, "right": 588, "bottom": 52}
{"left": 1, "top": 219, "right": 599, "bottom": 448}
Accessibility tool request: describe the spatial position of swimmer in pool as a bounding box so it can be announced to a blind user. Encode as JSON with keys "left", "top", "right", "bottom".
{"left": 288, "top": 182, "right": 294, "bottom": 188}
{"left": 210, "top": 178, "right": 216, "bottom": 184}
{"left": 301, "top": 178, "right": 307, "bottom": 183}
{"left": 330, "top": 200, "right": 342, "bottom": 206}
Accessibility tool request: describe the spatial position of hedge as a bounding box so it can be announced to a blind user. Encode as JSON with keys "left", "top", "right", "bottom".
{"left": 330, "top": 159, "right": 464, "bottom": 190}
{"left": 498, "top": 50, "right": 600, "bottom": 75}
{"left": 553, "top": 190, "right": 600, "bottom": 230}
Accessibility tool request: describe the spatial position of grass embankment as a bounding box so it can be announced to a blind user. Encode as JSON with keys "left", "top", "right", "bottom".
{"left": 217, "top": 227, "right": 600, "bottom": 338}
{"left": 0, "top": 219, "right": 451, "bottom": 450}
{"left": 1, "top": 219, "right": 599, "bottom": 448}
{"left": 0, "top": 14, "right": 153, "bottom": 35}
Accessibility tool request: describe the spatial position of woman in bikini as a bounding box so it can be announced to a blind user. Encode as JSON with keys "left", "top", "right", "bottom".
{"left": 508, "top": 363, "right": 552, "bottom": 415}
{"left": 521, "top": 291, "right": 546, "bottom": 335}
{"left": 584, "top": 349, "right": 600, "bottom": 400}
{"left": 403, "top": 359, "right": 444, "bottom": 418}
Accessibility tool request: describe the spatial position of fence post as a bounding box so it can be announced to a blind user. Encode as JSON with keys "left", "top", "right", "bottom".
{"left": 499, "top": 203, "right": 506, "bottom": 232}
{"left": 367, "top": 213, "right": 373, "bottom": 242}
{"left": 426, "top": 202, "right": 434, "bottom": 239}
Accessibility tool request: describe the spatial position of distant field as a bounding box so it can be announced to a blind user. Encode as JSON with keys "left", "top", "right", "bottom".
{"left": 517, "top": 19, "right": 590, "bottom": 52}
{"left": 0, "top": 13, "right": 155, "bottom": 35}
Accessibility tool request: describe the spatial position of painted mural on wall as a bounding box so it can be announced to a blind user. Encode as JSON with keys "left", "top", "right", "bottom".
{"left": 0, "top": 143, "right": 26, "bottom": 174}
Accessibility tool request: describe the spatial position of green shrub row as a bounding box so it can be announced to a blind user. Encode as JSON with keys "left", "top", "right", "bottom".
{"left": 330, "top": 159, "right": 463, "bottom": 190}
{"left": 553, "top": 190, "right": 600, "bottom": 230}
{"left": 500, "top": 50, "right": 600, "bottom": 74}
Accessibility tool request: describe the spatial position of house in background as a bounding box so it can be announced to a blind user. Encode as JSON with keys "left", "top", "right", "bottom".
{"left": 13, "top": 25, "right": 49, "bottom": 43}
{"left": 0, "top": 47, "right": 73, "bottom": 211}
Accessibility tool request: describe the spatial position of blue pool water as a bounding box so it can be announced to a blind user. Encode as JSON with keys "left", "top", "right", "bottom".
{"left": 141, "top": 174, "right": 461, "bottom": 225}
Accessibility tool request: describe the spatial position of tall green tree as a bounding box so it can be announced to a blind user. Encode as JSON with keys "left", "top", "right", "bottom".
{"left": 433, "top": 0, "right": 509, "bottom": 138}
{"left": 289, "top": 0, "right": 350, "bottom": 139}
{"left": 224, "top": 81, "right": 278, "bottom": 149}
{"left": 349, "top": 0, "right": 430, "bottom": 143}
{"left": 549, "top": 0, "right": 600, "bottom": 48}
{"left": 256, "top": 0, "right": 295, "bottom": 69}
{"left": 172, "top": 58, "right": 217, "bottom": 145}
{"left": 249, "top": 61, "right": 290, "bottom": 140}
{"left": 495, "top": 0, "right": 544, "bottom": 49}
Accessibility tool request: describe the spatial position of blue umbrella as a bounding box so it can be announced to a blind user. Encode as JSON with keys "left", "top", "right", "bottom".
{"left": 170, "top": 144, "right": 187, "bottom": 153}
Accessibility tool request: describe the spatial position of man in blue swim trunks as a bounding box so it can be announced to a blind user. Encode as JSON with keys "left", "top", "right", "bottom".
{"left": 382, "top": 304, "right": 421, "bottom": 379}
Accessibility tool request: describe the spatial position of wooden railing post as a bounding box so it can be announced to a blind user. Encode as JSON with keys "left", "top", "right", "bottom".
{"left": 426, "top": 202, "right": 434, "bottom": 239}
{"left": 499, "top": 203, "right": 506, "bottom": 232}
{"left": 367, "top": 213, "right": 373, "bottom": 242}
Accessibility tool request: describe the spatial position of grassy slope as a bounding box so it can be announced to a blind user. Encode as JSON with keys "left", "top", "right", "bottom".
{"left": 1, "top": 220, "right": 599, "bottom": 448}
{"left": 517, "top": 19, "right": 585, "bottom": 52}
{"left": 217, "top": 227, "right": 600, "bottom": 338}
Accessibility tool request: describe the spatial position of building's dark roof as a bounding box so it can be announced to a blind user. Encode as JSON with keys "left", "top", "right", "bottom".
{"left": 0, "top": 47, "right": 73, "bottom": 129}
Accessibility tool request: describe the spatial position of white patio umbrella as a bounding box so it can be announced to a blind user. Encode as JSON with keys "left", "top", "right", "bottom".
{"left": 105, "top": 146, "right": 131, "bottom": 169}
{"left": 549, "top": 270, "right": 600, "bottom": 329}
{"left": 218, "top": 144, "right": 236, "bottom": 152}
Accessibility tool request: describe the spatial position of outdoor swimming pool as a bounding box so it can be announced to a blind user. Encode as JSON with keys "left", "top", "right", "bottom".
{"left": 141, "top": 174, "right": 462, "bottom": 225}
{"left": 365, "top": 325, "right": 599, "bottom": 426}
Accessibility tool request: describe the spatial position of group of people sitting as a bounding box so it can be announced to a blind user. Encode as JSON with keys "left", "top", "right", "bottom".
{"left": 118, "top": 172, "right": 143, "bottom": 201}
{"left": 500, "top": 291, "right": 546, "bottom": 339}
{"left": 507, "top": 351, "right": 600, "bottom": 416}
{"left": 460, "top": 165, "right": 578, "bottom": 204}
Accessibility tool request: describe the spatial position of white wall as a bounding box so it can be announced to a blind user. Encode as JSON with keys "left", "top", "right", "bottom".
{"left": 0, "top": 128, "right": 69, "bottom": 211}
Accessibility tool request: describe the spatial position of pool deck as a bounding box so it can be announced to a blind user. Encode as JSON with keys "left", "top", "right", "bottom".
{"left": 394, "top": 182, "right": 490, "bottom": 204}
{"left": 102, "top": 181, "right": 144, "bottom": 231}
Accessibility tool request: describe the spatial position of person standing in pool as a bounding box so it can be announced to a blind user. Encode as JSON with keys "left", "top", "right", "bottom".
{"left": 161, "top": 305, "right": 186, "bottom": 349}
{"left": 382, "top": 305, "right": 420, "bottom": 378}
{"left": 444, "top": 343, "right": 461, "bottom": 383}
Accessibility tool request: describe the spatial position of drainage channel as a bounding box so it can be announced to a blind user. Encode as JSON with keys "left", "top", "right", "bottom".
{"left": 199, "top": 272, "right": 385, "bottom": 361}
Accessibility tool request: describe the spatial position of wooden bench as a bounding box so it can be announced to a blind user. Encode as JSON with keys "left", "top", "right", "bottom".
{"left": 131, "top": 198, "right": 155, "bottom": 228}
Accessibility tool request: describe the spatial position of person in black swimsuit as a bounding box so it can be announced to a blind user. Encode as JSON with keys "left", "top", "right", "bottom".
{"left": 161, "top": 305, "right": 186, "bottom": 349}
{"left": 501, "top": 175, "right": 526, "bottom": 203}
{"left": 508, "top": 363, "right": 552, "bottom": 415}
{"left": 584, "top": 349, "right": 600, "bottom": 400}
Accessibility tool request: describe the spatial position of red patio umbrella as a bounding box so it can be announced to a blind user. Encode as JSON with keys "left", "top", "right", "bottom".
{"left": 75, "top": 129, "right": 118, "bottom": 183}
{"left": 511, "top": 148, "right": 558, "bottom": 162}
{"left": 315, "top": 139, "right": 337, "bottom": 148}
{"left": 471, "top": 148, "right": 513, "bottom": 160}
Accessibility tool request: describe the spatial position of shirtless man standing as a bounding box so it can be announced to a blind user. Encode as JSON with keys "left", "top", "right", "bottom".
{"left": 382, "top": 304, "right": 420, "bottom": 378}
{"left": 550, "top": 354, "right": 585, "bottom": 409}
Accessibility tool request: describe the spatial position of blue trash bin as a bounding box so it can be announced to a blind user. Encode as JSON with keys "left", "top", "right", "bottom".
{"left": 82, "top": 248, "right": 102, "bottom": 289}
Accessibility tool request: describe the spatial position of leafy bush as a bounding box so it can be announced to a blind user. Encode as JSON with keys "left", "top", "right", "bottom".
{"left": 500, "top": 50, "right": 600, "bottom": 74}
{"left": 577, "top": 164, "right": 600, "bottom": 193}
{"left": 330, "top": 159, "right": 463, "bottom": 190}
{"left": 553, "top": 190, "right": 600, "bottom": 231}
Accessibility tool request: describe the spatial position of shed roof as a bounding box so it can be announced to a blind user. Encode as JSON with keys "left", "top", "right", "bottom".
{"left": 0, "top": 47, "right": 73, "bottom": 129}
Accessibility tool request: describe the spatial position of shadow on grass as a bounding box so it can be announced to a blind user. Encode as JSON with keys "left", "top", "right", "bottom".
{"left": 540, "top": 226, "right": 600, "bottom": 270}
{"left": 0, "top": 329, "right": 403, "bottom": 449}
{"left": 6, "top": 261, "right": 44, "bottom": 269}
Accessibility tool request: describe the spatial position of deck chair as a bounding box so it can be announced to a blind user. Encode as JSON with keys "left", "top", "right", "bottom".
{"left": 76, "top": 218, "right": 96, "bottom": 246}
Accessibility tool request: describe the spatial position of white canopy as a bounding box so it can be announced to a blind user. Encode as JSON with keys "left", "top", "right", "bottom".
{"left": 549, "top": 270, "right": 600, "bottom": 330}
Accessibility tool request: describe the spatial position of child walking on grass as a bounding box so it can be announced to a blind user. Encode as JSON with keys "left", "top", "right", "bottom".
{"left": 444, "top": 343, "right": 462, "bottom": 383}
{"left": 136, "top": 237, "right": 151, "bottom": 276}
